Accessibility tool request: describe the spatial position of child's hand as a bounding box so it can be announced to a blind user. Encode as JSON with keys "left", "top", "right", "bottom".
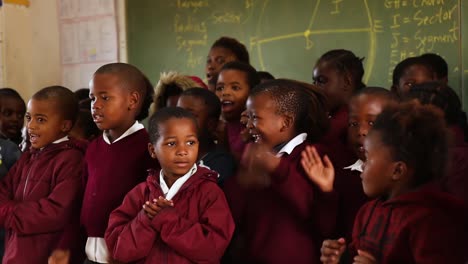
{"left": 48, "top": 249, "right": 70, "bottom": 264}
{"left": 238, "top": 143, "right": 280, "bottom": 188}
{"left": 353, "top": 250, "right": 377, "bottom": 264}
{"left": 240, "top": 110, "right": 252, "bottom": 143}
{"left": 301, "top": 146, "right": 335, "bottom": 192}
{"left": 320, "top": 238, "right": 346, "bottom": 264}
{"left": 143, "top": 197, "right": 174, "bottom": 219}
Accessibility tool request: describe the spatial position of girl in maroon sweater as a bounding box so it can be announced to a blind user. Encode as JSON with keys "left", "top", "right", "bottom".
{"left": 321, "top": 102, "right": 468, "bottom": 263}
{"left": 224, "top": 79, "right": 337, "bottom": 263}
{"left": 105, "top": 107, "right": 234, "bottom": 264}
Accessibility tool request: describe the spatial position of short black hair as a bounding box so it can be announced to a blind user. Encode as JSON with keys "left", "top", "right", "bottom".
{"left": 420, "top": 53, "right": 448, "bottom": 80}
{"left": 372, "top": 101, "right": 449, "bottom": 187}
{"left": 0, "top": 88, "right": 26, "bottom": 108}
{"left": 180, "top": 88, "right": 221, "bottom": 120}
{"left": 391, "top": 57, "right": 433, "bottom": 87}
{"left": 94, "top": 63, "right": 153, "bottom": 121}
{"left": 251, "top": 79, "right": 329, "bottom": 142}
{"left": 405, "top": 82, "right": 468, "bottom": 141}
{"left": 316, "top": 49, "right": 365, "bottom": 91}
{"left": 32, "top": 86, "right": 79, "bottom": 125}
{"left": 74, "top": 88, "right": 91, "bottom": 110}
{"left": 257, "top": 71, "right": 275, "bottom": 81}
{"left": 353, "top": 86, "right": 399, "bottom": 102}
{"left": 148, "top": 107, "right": 198, "bottom": 144}
{"left": 219, "top": 61, "right": 260, "bottom": 90}
{"left": 211, "top": 36, "right": 250, "bottom": 64}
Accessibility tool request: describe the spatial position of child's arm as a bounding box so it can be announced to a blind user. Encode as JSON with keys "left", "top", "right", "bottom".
{"left": 104, "top": 185, "right": 159, "bottom": 263}
{"left": 0, "top": 151, "right": 83, "bottom": 234}
{"left": 150, "top": 185, "right": 235, "bottom": 263}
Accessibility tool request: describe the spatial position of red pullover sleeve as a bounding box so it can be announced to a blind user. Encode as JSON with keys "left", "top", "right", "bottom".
{"left": 0, "top": 151, "right": 83, "bottom": 235}
{"left": 105, "top": 184, "right": 158, "bottom": 263}
{"left": 0, "top": 159, "right": 21, "bottom": 222}
{"left": 150, "top": 183, "right": 235, "bottom": 264}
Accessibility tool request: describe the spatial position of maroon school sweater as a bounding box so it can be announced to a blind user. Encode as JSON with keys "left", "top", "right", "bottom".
{"left": 350, "top": 184, "right": 468, "bottom": 263}
{"left": 225, "top": 142, "right": 338, "bottom": 264}
{"left": 81, "top": 129, "right": 156, "bottom": 237}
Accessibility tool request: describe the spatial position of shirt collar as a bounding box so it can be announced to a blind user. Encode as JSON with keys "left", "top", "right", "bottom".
{"left": 343, "top": 159, "right": 364, "bottom": 172}
{"left": 276, "top": 133, "right": 307, "bottom": 157}
{"left": 159, "top": 164, "right": 197, "bottom": 200}
{"left": 103, "top": 121, "right": 144, "bottom": 144}
{"left": 53, "top": 136, "right": 69, "bottom": 144}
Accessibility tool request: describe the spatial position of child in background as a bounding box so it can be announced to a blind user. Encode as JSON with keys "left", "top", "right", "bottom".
{"left": 405, "top": 82, "right": 468, "bottom": 204}
{"left": 0, "top": 88, "right": 26, "bottom": 145}
{"left": 177, "top": 88, "right": 236, "bottom": 187}
{"left": 420, "top": 53, "right": 449, "bottom": 83}
{"left": 81, "top": 63, "right": 156, "bottom": 264}
{"left": 69, "top": 89, "right": 100, "bottom": 142}
{"left": 105, "top": 107, "right": 234, "bottom": 263}
{"left": 225, "top": 79, "right": 336, "bottom": 263}
{"left": 320, "top": 102, "right": 468, "bottom": 264}
{"left": 302, "top": 87, "right": 398, "bottom": 259}
{"left": 312, "top": 49, "right": 365, "bottom": 168}
{"left": 216, "top": 61, "right": 260, "bottom": 161}
{"left": 0, "top": 86, "right": 85, "bottom": 264}
{"left": 206, "top": 36, "right": 250, "bottom": 88}
{"left": 390, "top": 56, "right": 435, "bottom": 97}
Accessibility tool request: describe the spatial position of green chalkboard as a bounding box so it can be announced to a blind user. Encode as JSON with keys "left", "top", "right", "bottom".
{"left": 127, "top": 0, "right": 466, "bottom": 109}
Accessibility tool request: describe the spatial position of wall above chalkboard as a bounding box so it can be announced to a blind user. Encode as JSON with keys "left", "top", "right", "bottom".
{"left": 127, "top": 0, "right": 467, "bottom": 109}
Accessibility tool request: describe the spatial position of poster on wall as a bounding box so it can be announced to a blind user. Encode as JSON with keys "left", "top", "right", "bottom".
{"left": 58, "top": 0, "right": 118, "bottom": 90}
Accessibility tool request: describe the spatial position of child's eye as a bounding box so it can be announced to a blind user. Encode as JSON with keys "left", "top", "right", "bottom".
{"left": 349, "top": 122, "right": 358, "bottom": 127}
{"left": 101, "top": 96, "right": 110, "bottom": 101}
{"left": 215, "top": 57, "right": 225, "bottom": 64}
{"left": 232, "top": 85, "right": 241, "bottom": 91}
{"left": 166, "top": 142, "right": 176, "bottom": 147}
{"left": 187, "top": 140, "right": 196, "bottom": 146}
{"left": 25, "top": 115, "right": 31, "bottom": 121}
{"left": 89, "top": 96, "right": 96, "bottom": 102}
{"left": 215, "top": 85, "right": 223, "bottom": 91}
{"left": 2, "top": 110, "right": 12, "bottom": 117}
{"left": 37, "top": 118, "right": 45, "bottom": 123}
{"left": 369, "top": 121, "right": 375, "bottom": 126}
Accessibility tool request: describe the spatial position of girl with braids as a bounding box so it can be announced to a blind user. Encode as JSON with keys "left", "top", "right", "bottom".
{"left": 312, "top": 49, "right": 366, "bottom": 168}
{"left": 224, "top": 79, "right": 336, "bottom": 263}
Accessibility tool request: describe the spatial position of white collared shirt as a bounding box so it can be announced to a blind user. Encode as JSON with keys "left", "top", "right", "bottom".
{"left": 53, "top": 136, "right": 69, "bottom": 144}
{"left": 102, "top": 121, "right": 144, "bottom": 144}
{"left": 160, "top": 164, "right": 197, "bottom": 200}
{"left": 344, "top": 159, "right": 364, "bottom": 173}
{"left": 276, "top": 133, "right": 307, "bottom": 157}
{"left": 86, "top": 121, "right": 144, "bottom": 263}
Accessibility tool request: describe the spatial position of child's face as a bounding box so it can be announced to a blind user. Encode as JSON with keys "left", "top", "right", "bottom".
{"left": 148, "top": 118, "right": 199, "bottom": 179}
{"left": 215, "top": 69, "right": 250, "bottom": 122}
{"left": 89, "top": 73, "right": 138, "bottom": 136}
{"left": 397, "top": 64, "right": 434, "bottom": 96}
{"left": 361, "top": 131, "right": 396, "bottom": 198}
{"left": 245, "top": 93, "right": 285, "bottom": 149}
{"left": 348, "top": 94, "right": 387, "bottom": 161}
{"left": 25, "top": 99, "right": 70, "bottom": 149}
{"left": 206, "top": 47, "right": 237, "bottom": 83}
{"left": 0, "top": 97, "right": 26, "bottom": 139}
{"left": 313, "top": 62, "right": 349, "bottom": 112}
{"left": 177, "top": 95, "right": 212, "bottom": 133}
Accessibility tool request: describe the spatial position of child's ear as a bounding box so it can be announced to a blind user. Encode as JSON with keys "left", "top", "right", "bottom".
{"left": 343, "top": 72, "right": 353, "bottom": 92}
{"left": 147, "top": 143, "right": 157, "bottom": 159}
{"left": 61, "top": 120, "right": 73, "bottom": 133}
{"left": 280, "top": 114, "right": 294, "bottom": 132}
{"left": 392, "top": 161, "right": 408, "bottom": 181}
{"left": 128, "top": 91, "right": 140, "bottom": 110}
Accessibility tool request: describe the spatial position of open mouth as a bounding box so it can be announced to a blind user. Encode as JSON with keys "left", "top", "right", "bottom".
{"left": 92, "top": 113, "right": 104, "bottom": 123}
{"left": 221, "top": 100, "right": 234, "bottom": 111}
{"left": 29, "top": 133, "right": 39, "bottom": 144}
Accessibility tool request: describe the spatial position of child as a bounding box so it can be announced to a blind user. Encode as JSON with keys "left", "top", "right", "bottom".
{"left": 257, "top": 71, "right": 275, "bottom": 83}
{"left": 69, "top": 109, "right": 100, "bottom": 142}
{"left": 224, "top": 79, "right": 337, "bottom": 263}
{"left": 0, "top": 86, "right": 85, "bottom": 264}
{"left": 320, "top": 102, "right": 468, "bottom": 263}
{"left": 0, "top": 88, "right": 26, "bottom": 145}
{"left": 405, "top": 82, "right": 468, "bottom": 204}
{"left": 80, "top": 63, "right": 156, "bottom": 264}
{"left": 216, "top": 61, "right": 260, "bottom": 161}
{"left": 390, "top": 56, "right": 435, "bottom": 97}
{"left": 206, "top": 36, "right": 250, "bottom": 86}
{"left": 312, "top": 49, "right": 365, "bottom": 168}
{"left": 105, "top": 107, "right": 235, "bottom": 263}
{"left": 177, "top": 88, "right": 236, "bottom": 187}
{"left": 302, "top": 87, "right": 398, "bottom": 260}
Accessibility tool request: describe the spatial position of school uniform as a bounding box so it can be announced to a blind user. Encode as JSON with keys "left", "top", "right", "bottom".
{"left": 105, "top": 165, "right": 235, "bottom": 263}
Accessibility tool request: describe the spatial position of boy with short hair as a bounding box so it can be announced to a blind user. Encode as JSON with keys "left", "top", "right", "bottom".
{"left": 0, "top": 86, "right": 84, "bottom": 264}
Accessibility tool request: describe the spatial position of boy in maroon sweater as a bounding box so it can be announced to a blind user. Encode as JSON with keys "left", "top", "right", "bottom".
{"left": 321, "top": 102, "right": 468, "bottom": 263}
{"left": 80, "top": 63, "right": 156, "bottom": 264}
{"left": 224, "top": 79, "right": 337, "bottom": 263}
{"left": 0, "top": 86, "right": 84, "bottom": 264}
{"left": 105, "top": 107, "right": 234, "bottom": 263}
